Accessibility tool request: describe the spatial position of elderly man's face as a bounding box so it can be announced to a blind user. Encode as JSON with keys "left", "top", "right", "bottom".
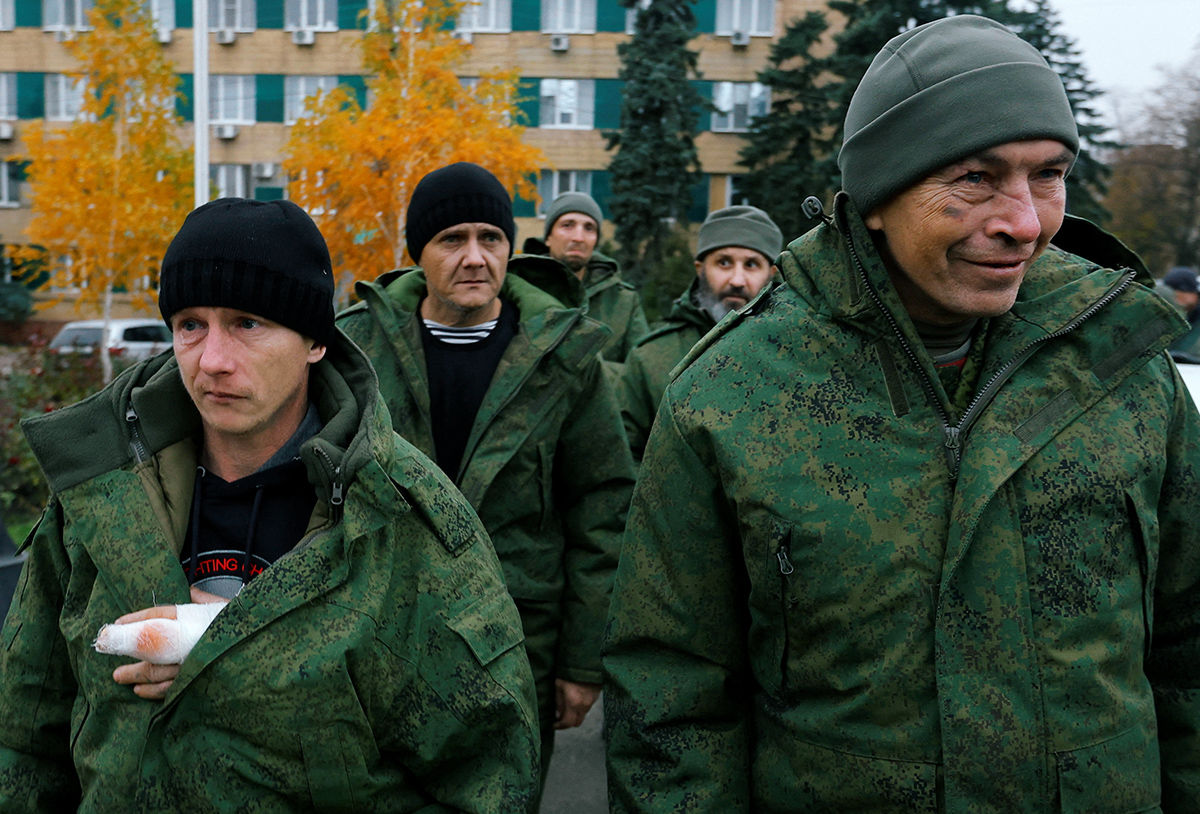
{"left": 418, "top": 222, "right": 509, "bottom": 326}
{"left": 865, "top": 139, "right": 1074, "bottom": 325}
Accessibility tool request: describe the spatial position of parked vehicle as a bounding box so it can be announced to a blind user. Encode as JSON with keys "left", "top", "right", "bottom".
{"left": 48, "top": 318, "right": 172, "bottom": 361}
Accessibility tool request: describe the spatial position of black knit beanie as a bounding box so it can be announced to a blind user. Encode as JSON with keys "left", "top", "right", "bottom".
{"left": 159, "top": 198, "right": 335, "bottom": 345}
{"left": 839, "top": 15, "right": 1079, "bottom": 216}
{"left": 405, "top": 162, "right": 515, "bottom": 263}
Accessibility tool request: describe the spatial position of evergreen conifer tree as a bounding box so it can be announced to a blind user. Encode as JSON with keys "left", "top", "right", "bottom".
{"left": 606, "top": 0, "right": 706, "bottom": 284}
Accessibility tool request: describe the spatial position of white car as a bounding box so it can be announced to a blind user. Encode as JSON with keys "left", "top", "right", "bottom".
{"left": 48, "top": 318, "right": 172, "bottom": 361}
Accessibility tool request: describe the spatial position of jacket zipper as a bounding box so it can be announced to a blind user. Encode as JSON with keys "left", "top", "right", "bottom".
{"left": 776, "top": 532, "right": 796, "bottom": 693}
{"left": 312, "top": 444, "right": 344, "bottom": 512}
{"left": 844, "top": 232, "right": 1137, "bottom": 479}
{"left": 125, "top": 405, "right": 151, "bottom": 464}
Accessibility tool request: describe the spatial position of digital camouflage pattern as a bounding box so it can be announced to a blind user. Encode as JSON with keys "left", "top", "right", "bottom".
{"left": 604, "top": 193, "right": 1200, "bottom": 812}
{"left": 337, "top": 256, "right": 635, "bottom": 741}
{"left": 523, "top": 238, "right": 649, "bottom": 362}
{"left": 0, "top": 334, "right": 540, "bottom": 812}
{"left": 619, "top": 277, "right": 715, "bottom": 463}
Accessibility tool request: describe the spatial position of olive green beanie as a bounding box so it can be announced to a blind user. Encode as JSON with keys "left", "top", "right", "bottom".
{"left": 838, "top": 15, "right": 1079, "bottom": 216}
{"left": 695, "top": 205, "right": 783, "bottom": 262}
{"left": 544, "top": 192, "right": 603, "bottom": 239}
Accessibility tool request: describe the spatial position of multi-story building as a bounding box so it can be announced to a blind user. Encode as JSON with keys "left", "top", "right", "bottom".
{"left": 0, "top": 0, "right": 827, "bottom": 279}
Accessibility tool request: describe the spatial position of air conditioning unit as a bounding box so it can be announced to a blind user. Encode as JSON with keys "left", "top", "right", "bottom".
{"left": 54, "top": 28, "right": 75, "bottom": 43}
{"left": 252, "top": 162, "right": 277, "bottom": 180}
{"left": 155, "top": 27, "right": 172, "bottom": 44}
{"left": 453, "top": 29, "right": 473, "bottom": 44}
{"left": 214, "top": 124, "right": 239, "bottom": 140}
{"left": 216, "top": 28, "right": 236, "bottom": 45}
{"left": 730, "top": 30, "right": 750, "bottom": 47}
{"left": 550, "top": 33, "right": 569, "bottom": 52}
{"left": 292, "top": 28, "right": 316, "bottom": 45}
{"left": 0, "top": 122, "right": 14, "bottom": 141}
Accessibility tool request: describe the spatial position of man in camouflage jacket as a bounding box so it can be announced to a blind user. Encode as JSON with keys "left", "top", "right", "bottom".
{"left": 621, "top": 205, "right": 782, "bottom": 462}
{"left": 337, "top": 165, "right": 634, "bottom": 780}
{"left": 0, "top": 199, "right": 539, "bottom": 811}
{"left": 522, "top": 191, "right": 649, "bottom": 362}
{"left": 604, "top": 16, "right": 1200, "bottom": 811}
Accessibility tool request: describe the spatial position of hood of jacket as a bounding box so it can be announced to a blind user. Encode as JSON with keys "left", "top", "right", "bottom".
{"left": 21, "top": 330, "right": 392, "bottom": 509}
{"left": 521, "top": 237, "right": 624, "bottom": 294}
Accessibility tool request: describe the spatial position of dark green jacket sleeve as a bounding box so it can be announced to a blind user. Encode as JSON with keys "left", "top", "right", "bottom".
{"left": 0, "top": 505, "right": 82, "bottom": 810}
{"left": 603, "top": 399, "right": 750, "bottom": 811}
{"left": 555, "top": 356, "right": 635, "bottom": 685}
{"left": 1150, "top": 363, "right": 1200, "bottom": 808}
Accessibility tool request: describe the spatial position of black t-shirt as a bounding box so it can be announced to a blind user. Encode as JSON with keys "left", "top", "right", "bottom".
{"left": 419, "top": 298, "right": 519, "bottom": 481}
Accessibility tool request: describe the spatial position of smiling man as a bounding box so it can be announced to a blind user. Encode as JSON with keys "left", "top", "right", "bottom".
{"left": 0, "top": 198, "right": 540, "bottom": 811}
{"left": 337, "top": 163, "right": 635, "bottom": 793}
{"left": 604, "top": 15, "right": 1200, "bottom": 811}
{"left": 620, "top": 205, "right": 781, "bottom": 462}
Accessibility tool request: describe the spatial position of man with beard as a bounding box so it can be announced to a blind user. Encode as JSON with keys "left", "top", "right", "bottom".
{"left": 619, "top": 205, "right": 782, "bottom": 462}
{"left": 522, "top": 192, "right": 648, "bottom": 363}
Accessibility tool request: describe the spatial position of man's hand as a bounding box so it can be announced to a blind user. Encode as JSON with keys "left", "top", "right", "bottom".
{"left": 554, "top": 679, "right": 602, "bottom": 729}
{"left": 111, "top": 587, "right": 225, "bottom": 700}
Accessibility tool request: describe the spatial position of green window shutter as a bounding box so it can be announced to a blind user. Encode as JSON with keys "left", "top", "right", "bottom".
{"left": 338, "top": 75, "right": 367, "bottom": 109}
{"left": 511, "top": 0, "right": 540, "bottom": 32}
{"left": 694, "top": 0, "right": 716, "bottom": 33}
{"left": 594, "top": 78, "right": 621, "bottom": 130}
{"left": 254, "top": 186, "right": 285, "bottom": 201}
{"left": 256, "top": 74, "right": 284, "bottom": 122}
{"left": 692, "top": 79, "right": 712, "bottom": 131}
{"left": 687, "top": 175, "right": 709, "bottom": 222}
{"left": 257, "top": 0, "right": 283, "bottom": 29}
{"left": 15, "top": 0, "right": 41, "bottom": 27}
{"left": 596, "top": 0, "right": 625, "bottom": 33}
{"left": 513, "top": 172, "right": 539, "bottom": 217}
{"left": 591, "top": 170, "right": 612, "bottom": 219}
{"left": 16, "top": 73, "right": 44, "bottom": 119}
{"left": 338, "top": 0, "right": 367, "bottom": 30}
{"left": 174, "top": 0, "right": 191, "bottom": 29}
{"left": 176, "top": 73, "right": 194, "bottom": 120}
{"left": 515, "top": 77, "right": 539, "bottom": 128}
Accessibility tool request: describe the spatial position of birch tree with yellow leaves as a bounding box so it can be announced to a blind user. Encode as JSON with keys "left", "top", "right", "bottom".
{"left": 11, "top": 0, "right": 191, "bottom": 382}
{"left": 284, "top": 0, "right": 544, "bottom": 305}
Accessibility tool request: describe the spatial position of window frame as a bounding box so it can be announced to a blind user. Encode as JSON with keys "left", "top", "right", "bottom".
{"left": 537, "top": 169, "right": 592, "bottom": 216}
{"left": 211, "top": 163, "right": 250, "bottom": 199}
{"left": 538, "top": 78, "right": 595, "bottom": 130}
{"left": 284, "top": 74, "right": 337, "bottom": 124}
{"left": 0, "top": 161, "right": 20, "bottom": 208}
{"left": 42, "top": 0, "right": 94, "bottom": 31}
{"left": 45, "top": 73, "right": 87, "bottom": 122}
{"left": 285, "top": 0, "right": 337, "bottom": 31}
{"left": 541, "top": 0, "right": 595, "bottom": 34}
{"left": 458, "top": 0, "right": 511, "bottom": 32}
{"left": 209, "top": 0, "right": 256, "bottom": 32}
{"left": 714, "top": 0, "right": 773, "bottom": 37}
{"left": 210, "top": 75, "right": 256, "bottom": 125}
{"left": 711, "top": 80, "right": 768, "bottom": 133}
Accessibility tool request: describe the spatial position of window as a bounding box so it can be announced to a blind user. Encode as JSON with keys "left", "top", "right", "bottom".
{"left": 539, "top": 79, "right": 594, "bottom": 129}
{"left": 715, "top": 0, "right": 773, "bottom": 36}
{"left": 285, "top": 0, "right": 336, "bottom": 30}
{"left": 711, "top": 81, "right": 767, "bottom": 132}
{"left": 43, "top": 0, "right": 93, "bottom": 29}
{"left": 541, "top": 0, "right": 594, "bottom": 33}
{"left": 210, "top": 0, "right": 255, "bottom": 31}
{"left": 624, "top": 0, "right": 649, "bottom": 34}
{"left": 143, "top": 0, "right": 173, "bottom": 31}
{"left": 210, "top": 75, "right": 255, "bottom": 124}
{"left": 0, "top": 73, "right": 15, "bottom": 120}
{"left": 459, "top": 0, "right": 510, "bottom": 32}
{"left": 212, "top": 164, "right": 249, "bottom": 198}
{"left": 45, "top": 73, "right": 86, "bottom": 121}
{"left": 285, "top": 75, "right": 337, "bottom": 124}
{"left": 537, "top": 169, "right": 591, "bottom": 215}
{"left": 0, "top": 162, "right": 19, "bottom": 208}
{"left": 0, "top": 0, "right": 14, "bottom": 30}
{"left": 723, "top": 175, "right": 751, "bottom": 208}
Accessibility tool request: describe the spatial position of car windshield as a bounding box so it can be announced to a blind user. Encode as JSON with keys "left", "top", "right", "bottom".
{"left": 49, "top": 328, "right": 103, "bottom": 348}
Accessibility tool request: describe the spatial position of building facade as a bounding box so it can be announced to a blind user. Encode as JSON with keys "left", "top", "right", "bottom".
{"left": 0, "top": 0, "right": 827, "bottom": 272}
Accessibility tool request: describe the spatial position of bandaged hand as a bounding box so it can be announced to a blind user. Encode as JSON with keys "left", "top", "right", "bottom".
{"left": 98, "top": 587, "right": 227, "bottom": 699}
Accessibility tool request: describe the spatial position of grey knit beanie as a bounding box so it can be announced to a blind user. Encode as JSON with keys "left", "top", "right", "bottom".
{"left": 544, "top": 192, "right": 603, "bottom": 240}
{"left": 159, "top": 198, "right": 335, "bottom": 344}
{"left": 839, "top": 14, "right": 1079, "bottom": 216}
{"left": 695, "top": 206, "right": 783, "bottom": 262}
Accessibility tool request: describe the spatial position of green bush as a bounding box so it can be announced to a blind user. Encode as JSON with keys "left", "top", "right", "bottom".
{"left": 0, "top": 282, "right": 34, "bottom": 324}
{"left": 0, "top": 342, "right": 110, "bottom": 521}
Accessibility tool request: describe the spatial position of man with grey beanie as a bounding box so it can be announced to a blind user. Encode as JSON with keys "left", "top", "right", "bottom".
{"left": 522, "top": 190, "right": 649, "bottom": 363}
{"left": 619, "top": 204, "right": 782, "bottom": 463}
{"left": 0, "top": 198, "right": 540, "bottom": 811}
{"left": 605, "top": 14, "right": 1200, "bottom": 811}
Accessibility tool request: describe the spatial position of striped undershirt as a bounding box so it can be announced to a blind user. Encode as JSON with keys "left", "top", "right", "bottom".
{"left": 421, "top": 318, "right": 499, "bottom": 345}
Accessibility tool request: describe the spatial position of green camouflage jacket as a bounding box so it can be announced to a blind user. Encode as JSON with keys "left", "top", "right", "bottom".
{"left": 523, "top": 238, "right": 649, "bottom": 362}
{"left": 337, "top": 257, "right": 635, "bottom": 723}
{"left": 620, "top": 278, "right": 714, "bottom": 463}
{"left": 604, "top": 194, "right": 1200, "bottom": 812}
{"left": 0, "top": 334, "right": 540, "bottom": 813}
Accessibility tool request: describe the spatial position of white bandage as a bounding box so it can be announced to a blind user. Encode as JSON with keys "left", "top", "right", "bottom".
{"left": 93, "top": 601, "right": 228, "bottom": 665}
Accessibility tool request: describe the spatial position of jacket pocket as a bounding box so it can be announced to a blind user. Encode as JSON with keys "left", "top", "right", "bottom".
{"left": 448, "top": 589, "right": 528, "bottom": 668}
{"left": 1124, "top": 490, "right": 1157, "bottom": 661}
{"left": 301, "top": 725, "right": 366, "bottom": 812}
{"left": 1056, "top": 723, "right": 1161, "bottom": 812}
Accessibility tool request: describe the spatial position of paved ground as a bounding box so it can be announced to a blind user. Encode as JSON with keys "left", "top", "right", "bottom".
{"left": 540, "top": 699, "right": 608, "bottom": 814}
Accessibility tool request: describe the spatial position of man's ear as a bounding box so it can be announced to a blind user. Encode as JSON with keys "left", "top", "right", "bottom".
{"left": 694, "top": 259, "right": 703, "bottom": 276}
{"left": 308, "top": 343, "right": 327, "bottom": 364}
{"left": 864, "top": 210, "right": 884, "bottom": 230}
